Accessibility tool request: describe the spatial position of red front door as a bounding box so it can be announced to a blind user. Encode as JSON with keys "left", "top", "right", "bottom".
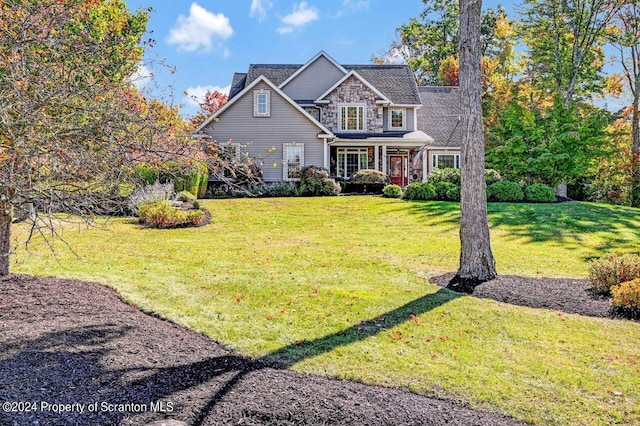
{"left": 389, "top": 156, "right": 407, "bottom": 186}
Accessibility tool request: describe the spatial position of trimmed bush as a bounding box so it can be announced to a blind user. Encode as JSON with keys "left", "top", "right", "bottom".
{"left": 611, "top": 279, "right": 640, "bottom": 317}
{"left": 260, "top": 182, "right": 298, "bottom": 197}
{"left": 175, "top": 190, "right": 197, "bottom": 203}
{"left": 382, "top": 184, "right": 403, "bottom": 198}
{"left": 300, "top": 166, "right": 341, "bottom": 196}
{"left": 403, "top": 183, "right": 437, "bottom": 201}
{"left": 525, "top": 184, "right": 556, "bottom": 203}
{"left": 138, "top": 200, "right": 206, "bottom": 228}
{"left": 427, "top": 168, "right": 461, "bottom": 186}
{"left": 350, "top": 169, "right": 390, "bottom": 185}
{"left": 445, "top": 185, "right": 461, "bottom": 201}
{"left": 434, "top": 181, "right": 457, "bottom": 200}
{"left": 484, "top": 169, "right": 503, "bottom": 185}
{"left": 347, "top": 169, "right": 390, "bottom": 193}
{"left": 588, "top": 253, "right": 640, "bottom": 295}
{"left": 488, "top": 180, "right": 524, "bottom": 202}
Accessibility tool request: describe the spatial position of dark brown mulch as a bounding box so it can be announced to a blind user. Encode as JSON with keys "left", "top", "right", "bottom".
{"left": 0, "top": 274, "right": 526, "bottom": 426}
{"left": 430, "top": 273, "right": 618, "bottom": 319}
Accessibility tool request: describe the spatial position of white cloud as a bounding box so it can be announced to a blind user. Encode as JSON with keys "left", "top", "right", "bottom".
{"left": 184, "top": 85, "right": 231, "bottom": 107}
{"left": 277, "top": 2, "right": 319, "bottom": 34}
{"left": 130, "top": 63, "right": 153, "bottom": 90}
{"left": 167, "top": 3, "right": 233, "bottom": 52}
{"left": 343, "top": 0, "right": 369, "bottom": 10}
{"left": 250, "top": 0, "right": 273, "bottom": 22}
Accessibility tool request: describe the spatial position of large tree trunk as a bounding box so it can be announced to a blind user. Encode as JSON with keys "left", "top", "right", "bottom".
{"left": 0, "top": 203, "right": 11, "bottom": 276}
{"left": 449, "top": 0, "right": 497, "bottom": 293}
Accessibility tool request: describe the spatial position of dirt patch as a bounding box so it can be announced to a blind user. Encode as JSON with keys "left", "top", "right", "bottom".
{"left": 430, "top": 273, "right": 618, "bottom": 319}
{"left": 0, "top": 274, "right": 525, "bottom": 425}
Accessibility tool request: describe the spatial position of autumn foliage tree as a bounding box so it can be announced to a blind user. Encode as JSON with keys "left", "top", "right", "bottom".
{"left": 190, "top": 90, "right": 228, "bottom": 128}
{"left": 0, "top": 0, "right": 175, "bottom": 275}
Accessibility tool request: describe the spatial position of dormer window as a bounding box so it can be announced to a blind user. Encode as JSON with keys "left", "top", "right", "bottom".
{"left": 254, "top": 90, "right": 270, "bottom": 117}
{"left": 389, "top": 108, "right": 406, "bottom": 130}
{"left": 339, "top": 104, "right": 365, "bottom": 132}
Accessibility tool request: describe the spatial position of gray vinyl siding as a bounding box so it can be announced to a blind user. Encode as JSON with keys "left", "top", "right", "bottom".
{"left": 280, "top": 55, "right": 345, "bottom": 101}
{"left": 383, "top": 107, "right": 416, "bottom": 131}
{"left": 201, "top": 81, "right": 325, "bottom": 182}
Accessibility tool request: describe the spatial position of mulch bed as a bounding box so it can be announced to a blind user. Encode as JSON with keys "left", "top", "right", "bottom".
{"left": 3, "top": 271, "right": 623, "bottom": 426}
{"left": 430, "top": 273, "right": 620, "bottom": 320}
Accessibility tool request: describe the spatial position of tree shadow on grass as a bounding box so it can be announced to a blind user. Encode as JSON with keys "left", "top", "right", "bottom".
{"left": 1, "top": 287, "right": 463, "bottom": 425}
{"left": 404, "top": 200, "right": 640, "bottom": 255}
{"left": 193, "top": 287, "right": 461, "bottom": 424}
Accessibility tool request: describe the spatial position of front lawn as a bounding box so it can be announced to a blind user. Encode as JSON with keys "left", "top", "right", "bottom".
{"left": 12, "top": 197, "right": 640, "bottom": 425}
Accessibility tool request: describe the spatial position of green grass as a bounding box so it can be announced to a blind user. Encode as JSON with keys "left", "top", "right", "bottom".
{"left": 11, "top": 197, "right": 640, "bottom": 425}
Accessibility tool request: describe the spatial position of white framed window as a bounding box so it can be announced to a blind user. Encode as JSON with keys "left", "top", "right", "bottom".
{"left": 337, "top": 147, "right": 368, "bottom": 179}
{"left": 388, "top": 108, "right": 406, "bottom": 130}
{"left": 283, "top": 142, "right": 304, "bottom": 180}
{"left": 254, "top": 90, "right": 270, "bottom": 117}
{"left": 339, "top": 104, "right": 366, "bottom": 132}
{"left": 432, "top": 153, "right": 460, "bottom": 169}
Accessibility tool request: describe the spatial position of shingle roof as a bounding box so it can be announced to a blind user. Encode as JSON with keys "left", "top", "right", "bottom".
{"left": 236, "top": 63, "right": 420, "bottom": 105}
{"left": 417, "top": 86, "right": 462, "bottom": 148}
{"left": 246, "top": 64, "right": 301, "bottom": 87}
{"left": 228, "top": 73, "right": 247, "bottom": 99}
{"left": 344, "top": 65, "right": 421, "bottom": 105}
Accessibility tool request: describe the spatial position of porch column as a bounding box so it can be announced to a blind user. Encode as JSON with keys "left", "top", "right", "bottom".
{"left": 422, "top": 148, "right": 428, "bottom": 182}
{"left": 323, "top": 139, "right": 329, "bottom": 169}
{"left": 374, "top": 145, "right": 379, "bottom": 171}
{"left": 382, "top": 145, "right": 387, "bottom": 174}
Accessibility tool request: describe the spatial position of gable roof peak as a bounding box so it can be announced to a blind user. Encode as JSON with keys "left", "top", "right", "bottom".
{"left": 315, "top": 70, "right": 390, "bottom": 104}
{"left": 278, "top": 51, "right": 347, "bottom": 89}
{"left": 192, "top": 75, "right": 333, "bottom": 137}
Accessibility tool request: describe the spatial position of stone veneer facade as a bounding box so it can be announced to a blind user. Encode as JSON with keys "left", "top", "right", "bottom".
{"left": 320, "top": 75, "right": 383, "bottom": 133}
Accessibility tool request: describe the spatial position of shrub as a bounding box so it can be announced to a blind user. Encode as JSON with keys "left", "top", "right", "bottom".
{"left": 383, "top": 184, "right": 403, "bottom": 198}
{"left": 488, "top": 180, "right": 524, "bottom": 202}
{"left": 192, "top": 200, "right": 200, "bottom": 210}
{"left": 350, "top": 169, "right": 390, "bottom": 185}
{"left": 611, "top": 279, "right": 640, "bottom": 317}
{"left": 137, "top": 200, "right": 206, "bottom": 228}
{"left": 588, "top": 253, "right": 640, "bottom": 294}
{"left": 484, "top": 169, "right": 503, "bottom": 185}
{"left": 403, "top": 183, "right": 437, "bottom": 201}
{"left": 434, "top": 181, "right": 457, "bottom": 200}
{"left": 185, "top": 209, "right": 206, "bottom": 226}
{"left": 128, "top": 182, "right": 174, "bottom": 214}
{"left": 136, "top": 164, "right": 159, "bottom": 185}
{"left": 175, "top": 190, "right": 197, "bottom": 203}
{"left": 300, "top": 166, "right": 341, "bottom": 196}
{"left": 445, "top": 185, "right": 461, "bottom": 201}
{"left": 427, "top": 168, "right": 461, "bottom": 185}
{"left": 198, "top": 171, "right": 209, "bottom": 198}
{"left": 525, "top": 184, "right": 556, "bottom": 203}
{"left": 261, "top": 182, "right": 298, "bottom": 197}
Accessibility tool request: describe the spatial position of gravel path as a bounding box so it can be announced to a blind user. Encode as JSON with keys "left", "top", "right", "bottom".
{"left": 2, "top": 272, "right": 614, "bottom": 425}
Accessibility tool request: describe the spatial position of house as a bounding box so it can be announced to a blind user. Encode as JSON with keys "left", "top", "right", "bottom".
{"left": 193, "top": 51, "right": 461, "bottom": 186}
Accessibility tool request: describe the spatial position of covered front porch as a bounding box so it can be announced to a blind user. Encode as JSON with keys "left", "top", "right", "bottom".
{"left": 325, "top": 132, "right": 434, "bottom": 186}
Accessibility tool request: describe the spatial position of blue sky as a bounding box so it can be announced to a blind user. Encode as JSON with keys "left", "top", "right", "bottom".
{"left": 123, "top": 1, "right": 440, "bottom": 116}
